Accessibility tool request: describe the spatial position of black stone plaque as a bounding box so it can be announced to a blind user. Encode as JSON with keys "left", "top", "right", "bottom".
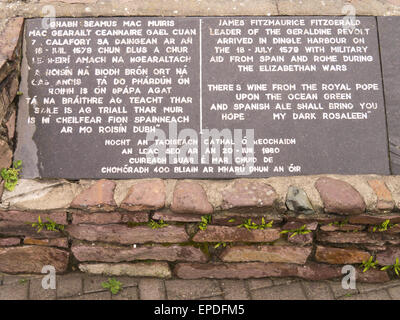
{"left": 377, "top": 17, "right": 400, "bottom": 174}
{"left": 15, "top": 17, "right": 390, "bottom": 179}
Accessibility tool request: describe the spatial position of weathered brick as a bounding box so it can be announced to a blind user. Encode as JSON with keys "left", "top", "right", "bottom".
{"left": 72, "top": 244, "right": 207, "bottom": 262}
{"left": 315, "top": 246, "right": 370, "bottom": 264}
{"left": 193, "top": 226, "right": 281, "bottom": 243}
{"left": 0, "top": 246, "right": 69, "bottom": 273}
{"left": 368, "top": 179, "right": 394, "bottom": 211}
{"left": 170, "top": 181, "right": 213, "bottom": 215}
{"left": 221, "top": 245, "right": 311, "bottom": 264}
{"left": 79, "top": 262, "right": 171, "bottom": 278}
{"left": 139, "top": 279, "right": 166, "bottom": 300}
{"left": 174, "top": 262, "right": 342, "bottom": 280}
{"left": 220, "top": 280, "right": 250, "bottom": 300}
{"left": 165, "top": 279, "right": 222, "bottom": 300}
{"left": 315, "top": 177, "right": 366, "bottom": 215}
{"left": 120, "top": 180, "right": 165, "bottom": 211}
{"left": 66, "top": 224, "right": 189, "bottom": 244}
{"left": 221, "top": 180, "right": 277, "bottom": 211}
{"left": 251, "top": 282, "right": 307, "bottom": 300}
{"left": 70, "top": 180, "right": 116, "bottom": 212}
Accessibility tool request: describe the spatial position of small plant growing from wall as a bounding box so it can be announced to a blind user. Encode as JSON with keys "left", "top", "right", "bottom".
{"left": 101, "top": 278, "right": 122, "bottom": 295}
{"left": 30, "top": 216, "right": 65, "bottom": 233}
{"left": 328, "top": 219, "right": 348, "bottom": 227}
{"left": 280, "top": 224, "right": 311, "bottom": 238}
{"left": 199, "top": 215, "right": 211, "bottom": 231}
{"left": 372, "top": 219, "right": 398, "bottom": 232}
{"left": 360, "top": 256, "right": 379, "bottom": 272}
{"left": 381, "top": 258, "right": 400, "bottom": 276}
{"left": 1, "top": 160, "right": 22, "bottom": 191}
{"left": 147, "top": 219, "right": 168, "bottom": 229}
{"left": 238, "top": 218, "right": 273, "bottom": 230}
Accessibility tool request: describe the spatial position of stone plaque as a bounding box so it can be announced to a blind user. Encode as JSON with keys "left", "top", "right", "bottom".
{"left": 15, "top": 17, "right": 390, "bottom": 179}
{"left": 378, "top": 17, "right": 400, "bottom": 174}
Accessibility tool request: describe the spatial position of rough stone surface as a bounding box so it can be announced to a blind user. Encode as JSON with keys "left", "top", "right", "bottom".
{"left": 23, "top": 237, "right": 69, "bottom": 248}
{"left": 79, "top": 262, "right": 172, "bottom": 278}
{"left": 221, "top": 245, "right": 311, "bottom": 264}
{"left": 165, "top": 279, "right": 222, "bottom": 300}
{"left": 368, "top": 179, "right": 394, "bottom": 211}
{"left": 221, "top": 180, "right": 277, "bottom": 211}
{"left": 0, "top": 210, "right": 67, "bottom": 224}
{"left": 317, "top": 231, "right": 391, "bottom": 246}
{"left": 0, "top": 246, "right": 69, "bottom": 273}
{"left": 139, "top": 278, "right": 166, "bottom": 300}
{"left": 170, "top": 181, "right": 213, "bottom": 215}
{"left": 320, "top": 224, "right": 364, "bottom": 232}
{"left": 174, "top": 262, "right": 342, "bottom": 280}
{"left": 5, "top": 109, "right": 16, "bottom": 140}
{"left": 315, "top": 177, "right": 366, "bottom": 215}
{"left": 192, "top": 226, "right": 281, "bottom": 243}
{"left": 66, "top": 224, "right": 189, "bottom": 244}
{"left": 0, "top": 220, "right": 64, "bottom": 239}
{"left": 286, "top": 186, "right": 314, "bottom": 214}
{"left": 1, "top": 179, "right": 81, "bottom": 211}
{"left": 0, "top": 237, "right": 20, "bottom": 246}
{"left": 251, "top": 282, "right": 307, "bottom": 300}
{"left": 120, "top": 180, "right": 165, "bottom": 212}
{"left": 72, "top": 244, "right": 207, "bottom": 263}
{"left": 315, "top": 246, "right": 370, "bottom": 264}
{"left": 152, "top": 210, "right": 202, "bottom": 222}
{"left": 377, "top": 247, "right": 400, "bottom": 266}
{"left": 120, "top": 212, "right": 149, "bottom": 223}
{"left": 0, "top": 139, "right": 12, "bottom": 170}
{"left": 71, "top": 212, "right": 121, "bottom": 224}
{"left": 70, "top": 180, "right": 116, "bottom": 212}
{"left": 348, "top": 215, "right": 400, "bottom": 225}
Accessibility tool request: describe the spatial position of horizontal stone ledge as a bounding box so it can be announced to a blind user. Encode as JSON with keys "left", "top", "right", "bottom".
{"left": 66, "top": 224, "right": 189, "bottom": 244}
{"left": 317, "top": 231, "right": 400, "bottom": 246}
{"left": 78, "top": 262, "right": 172, "bottom": 278}
{"left": 0, "top": 220, "right": 65, "bottom": 239}
{"left": 0, "top": 245, "right": 69, "bottom": 273}
{"left": 315, "top": 245, "right": 370, "bottom": 264}
{"left": 220, "top": 245, "right": 312, "bottom": 264}
{"left": 192, "top": 226, "right": 281, "bottom": 243}
{"left": 72, "top": 243, "right": 208, "bottom": 263}
{"left": 70, "top": 211, "right": 149, "bottom": 224}
{"left": 3, "top": 175, "right": 400, "bottom": 215}
{"left": 173, "top": 262, "right": 390, "bottom": 282}
{"left": 0, "top": 210, "right": 67, "bottom": 224}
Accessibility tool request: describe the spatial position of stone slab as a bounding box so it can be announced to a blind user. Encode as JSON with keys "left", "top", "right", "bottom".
{"left": 15, "top": 16, "right": 390, "bottom": 179}
{"left": 377, "top": 17, "right": 400, "bottom": 174}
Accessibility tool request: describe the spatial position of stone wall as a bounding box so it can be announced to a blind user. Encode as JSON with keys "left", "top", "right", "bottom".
{"left": 1, "top": 1, "right": 400, "bottom": 283}
{"left": 0, "top": 175, "right": 399, "bottom": 282}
